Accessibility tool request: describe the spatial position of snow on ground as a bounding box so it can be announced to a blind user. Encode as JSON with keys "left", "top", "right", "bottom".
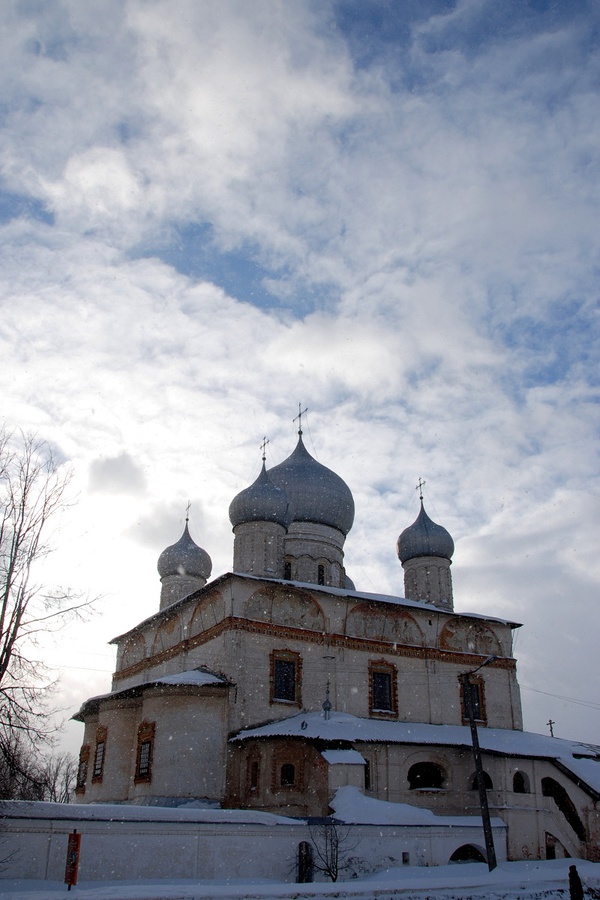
{"left": 2, "top": 859, "right": 599, "bottom": 900}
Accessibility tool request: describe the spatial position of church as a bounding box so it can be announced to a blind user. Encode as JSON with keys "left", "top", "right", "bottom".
{"left": 74, "top": 425, "right": 600, "bottom": 864}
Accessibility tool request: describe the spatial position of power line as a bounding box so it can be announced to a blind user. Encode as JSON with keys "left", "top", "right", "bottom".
{"left": 520, "top": 684, "right": 600, "bottom": 711}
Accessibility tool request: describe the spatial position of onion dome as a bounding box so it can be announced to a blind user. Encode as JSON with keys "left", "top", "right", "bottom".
{"left": 268, "top": 436, "right": 355, "bottom": 535}
{"left": 397, "top": 501, "right": 454, "bottom": 564}
{"left": 229, "top": 462, "right": 292, "bottom": 529}
{"left": 157, "top": 522, "right": 212, "bottom": 580}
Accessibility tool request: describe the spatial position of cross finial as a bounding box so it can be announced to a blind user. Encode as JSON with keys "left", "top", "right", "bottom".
{"left": 293, "top": 403, "right": 308, "bottom": 436}
{"left": 416, "top": 478, "right": 426, "bottom": 501}
{"left": 547, "top": 719, "right": 555, "bottom": 737}
{"left": 185, "top": 500, "right": 191, "bottom": 523}
{"left": 260, "top": 436, "right": 269, "bottom": 462}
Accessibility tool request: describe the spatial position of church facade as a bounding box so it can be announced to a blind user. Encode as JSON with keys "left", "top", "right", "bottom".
{"left": 74, "top": 430, "right": 600, "bottom": 865}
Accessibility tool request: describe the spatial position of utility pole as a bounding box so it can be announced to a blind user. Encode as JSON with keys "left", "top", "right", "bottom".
{"left": 459, "top": 656, "right": 498, "bottom": 872}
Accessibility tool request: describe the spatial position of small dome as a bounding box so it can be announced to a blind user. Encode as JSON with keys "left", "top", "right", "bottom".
{"left": 269, "top": 436, "right": 355, "bottom": 535}
{"left": 157, "top": 522, "right": 212, "bottom": 580}
{"left": 229, "top": 462, "right": 292, "bottom": 529}
{"left": 397, "top": 501, "right": 454, "bottom": 564}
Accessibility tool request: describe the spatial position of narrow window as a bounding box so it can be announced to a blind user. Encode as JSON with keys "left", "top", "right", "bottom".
{"left": 75, "top": 745, "right": 90, "bottom": 794}
{"left": 271, "top": 650, "right": 301, "bottom": 704}
{"left": 461, "top": 676, "right": 486, "bottom": 724}
{"left": 135, "top": 721, "right": 155, "bottom": 783}
{"left": 284, "top": 560, "right": 292, "bottom": 580}
{"left": 470, "top": 771, "right": 493, "bottom": 790}
{"left": 369, "top": 660, "right": 397, "bottom": 717}
{"left": 92, "top": 726, "right": 107, "bottom": 783}
{"left": 317, "top": 564, "right": 325, "bottom": 585}
{"left": 364, "top": 760, "right": 371, "bottom": 791}
{"left": 250, "top": 760, "right": 259, "bottom": 792}
{"left": 513, "top": 771, "right": 529, "bottom": 794}
{"left": 281, "top": 763, "right": 296, "bottom": 786}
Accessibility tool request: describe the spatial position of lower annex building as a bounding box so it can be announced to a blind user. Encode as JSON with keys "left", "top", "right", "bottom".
{"left": 74, "top": 428, "right": 600, "bottom": 864}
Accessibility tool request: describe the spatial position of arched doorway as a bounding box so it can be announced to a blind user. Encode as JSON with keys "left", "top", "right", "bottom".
{"left": 449, "top": 844, "right": 486, "bottom": 864}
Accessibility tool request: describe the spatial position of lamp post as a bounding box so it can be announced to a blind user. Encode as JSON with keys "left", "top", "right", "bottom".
{"left": 459, "top": 655, "right": 498, "bottom": 872}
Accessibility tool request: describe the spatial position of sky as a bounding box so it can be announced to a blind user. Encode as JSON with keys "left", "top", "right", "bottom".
{"left": 1, "top": 0, "right": 599, "bottom": 757}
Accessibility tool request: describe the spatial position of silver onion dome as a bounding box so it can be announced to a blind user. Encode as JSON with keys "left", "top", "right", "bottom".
{"left": 157, "top": 522, "right": 212, "bottom": 580}
{"left": 397, "top": 501, "right": 454, "bottom": 564}
{"left": 229, "top": 462, "right": 293, "bottom": 529}
{"left": 268, "top": 435, "right": 355, "bottom": 535}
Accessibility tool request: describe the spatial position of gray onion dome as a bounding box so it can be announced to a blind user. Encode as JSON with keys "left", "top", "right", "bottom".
{"left": 269, "top": 436, "right": 355, "bottom": 535}
{"left": 397, "top": 501, "right": 454, "bottom": 563}
{"left": 229, "top": 462, "right": 292, "bottom": 529}
{"left": 157, "top": 522, "right": 212, "bottom": 580}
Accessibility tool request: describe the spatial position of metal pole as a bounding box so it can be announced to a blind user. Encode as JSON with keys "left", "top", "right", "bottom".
{"left": 461, "top": 673, "right": 497, "bottom": 871}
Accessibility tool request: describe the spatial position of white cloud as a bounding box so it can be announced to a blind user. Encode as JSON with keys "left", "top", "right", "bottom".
{"left": 1, "top": 0, "right": 599, "bottom": 751}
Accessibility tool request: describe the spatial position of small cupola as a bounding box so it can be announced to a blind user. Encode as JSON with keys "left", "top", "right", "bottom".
{"left": 157, "top": 520, "right": 212, "bottom": 610}
{"left": 397, "top": 490, "right": 454, "bottom": 610}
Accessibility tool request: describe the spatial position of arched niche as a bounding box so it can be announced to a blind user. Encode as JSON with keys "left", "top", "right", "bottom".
{"left": 346, "top": 603, "right": 423, "bottom": 646}
{"left": 245, "top": 586, "right": 325, "bottom": 632}
{"left": 449, "top": 844, "right": 486, "bottom": 864}
{"left": 151, "top": 615, "right": 182, "bottom": 655}
{"left": 407, "top": 761, "right": 447, "bottom": 790}
{"left": 120, "top": 632, "right": 146, "bottom": 669}
{"left": 439, "top": 618, "right": 502, "bottom": 656}
{"left": 189, "top": 592, "right": 226, "bottom": 638}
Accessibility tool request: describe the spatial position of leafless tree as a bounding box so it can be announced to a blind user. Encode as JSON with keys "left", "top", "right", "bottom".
{"left": 308, "top": 820, "right": 358, "bottom": 882}
{"left": 0, "top": 427, "right": 93, "bottom": 764}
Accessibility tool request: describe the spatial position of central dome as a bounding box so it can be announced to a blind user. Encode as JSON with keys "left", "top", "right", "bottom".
{"left": 268, "top": 436, "right": 355, "bottom": 535}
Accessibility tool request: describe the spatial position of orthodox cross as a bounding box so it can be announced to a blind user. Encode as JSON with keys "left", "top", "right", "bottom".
{"left": 547, "top": 719, "right": 555, "bottom": 737}
{"left": 260, "top": 436, "right": 269, "bottom": 462}
{"left": 293, "top": 403, "right": 308, "bottom": 436}
{"left": 416, "top": 478, "right": 426, "bottom": 501}
{"left": 185, "top": 500, "right": 191, "bottom": 523}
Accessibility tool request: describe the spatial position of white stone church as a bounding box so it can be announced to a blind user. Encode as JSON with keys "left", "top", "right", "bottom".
{"left": 74, "top": 428, "right": 600, "bottom": 864}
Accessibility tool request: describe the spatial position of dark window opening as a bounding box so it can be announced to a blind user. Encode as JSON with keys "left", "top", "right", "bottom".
{"left": 364, "top": 760, "right": 371, "bottom": 791}
{"left": 284, "top": 560, "right": 292, "bottom": 580}
{"left": 372, "top": 671, "right": 392, "bottom": 711}
{"left": 135, "top": 721, "right": 155, "bottom": 783}
{"left": 463, "top": 680, "right": 483, "bottom": 720}
{"left": 408, "top": 761, "right": 446, "bottom": 790}
{"left": 470, "top": 771, "right": 493, "bottom": 790}
{"left": 92, "top": 740, "right": 105, "bottom": 780}
{"left": 280, "top": 763, "right": 296, "bottom": 786}
{"left": 75, "top": 745, "right": 90, "bottom": 793}
{"left": 513, "top": 771, "right": 529, "bottom": 793}
{"left": 317, "top": 564, "right": 325, "bottom": 585}
{"left": 274, "top": 658, "right": 296, "bottom": 701}
{"left": 250, "top": 760, "right": 259, "bottom": 792}
{"left": 449, "top": 844, "right": 486, "bottom": 864}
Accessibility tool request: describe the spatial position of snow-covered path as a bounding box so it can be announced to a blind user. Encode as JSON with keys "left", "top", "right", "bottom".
{"left": 2, "top": 859, "right": 599, "bottom": 900}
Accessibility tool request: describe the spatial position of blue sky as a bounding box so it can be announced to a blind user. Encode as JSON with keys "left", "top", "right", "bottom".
{"left": 1, "top": 0, "right": 599, "bottom": 752}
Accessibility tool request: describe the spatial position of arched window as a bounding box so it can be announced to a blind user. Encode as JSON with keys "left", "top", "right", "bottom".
{"left": 317, "top": 564, "right": 325, "bottom": 585}
{"left": 542, "top": 777, "right": 586, "bottom": 841}
{"left": 408, "top": 761, "right": 446, "bottom": 790}
{"left": 280, "top": 763, "right": 296, "bottom": 787}
{"left": 284, "top": 560, "right": 292, "bottom": 580}
{"left": 513, "top": 771, "right": 529, "bottom": 793}
{"left": 249, "top": 760, "right": 259, "bottom": 792}
{"left": 470, "top": 771, "right": 493, "bottom": 790}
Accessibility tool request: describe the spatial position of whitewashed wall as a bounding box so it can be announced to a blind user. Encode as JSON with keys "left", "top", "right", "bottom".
{"left": 0, "top": 801, "right": 506, "bottom": 883}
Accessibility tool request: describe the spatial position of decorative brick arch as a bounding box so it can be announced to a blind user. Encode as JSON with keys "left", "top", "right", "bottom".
{"left": 439, "top": 618, "right": 502, "bottom": 656}
{"left": 189, "top": 592, "right": 226, "bottom": 638}
{"left": 245, "top": 585, "right": 325, "bottom": 631}
{"left": 151, "top": 616, "right": 182, "bottom": 655}
{"left": 121, "top": 633, "right": 146, "bottom": 669}
{"left": 346, "top": 604, "right": 424, "bottom": 646}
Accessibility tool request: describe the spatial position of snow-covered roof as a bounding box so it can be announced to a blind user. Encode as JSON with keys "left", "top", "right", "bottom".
{"left": 0, "top": 800, "right": 299, "bottom": 827}
{"left": 331, "top": 786, "right": 506, "bottom": 828}
{"left": 321, "top": 749, "right": 365, "bottom": 766}
{"left": 232, "top": 711, "right": 600, "bottom": 796}
{"left": 73, "top": 668, "right": 228, "bottom": 721}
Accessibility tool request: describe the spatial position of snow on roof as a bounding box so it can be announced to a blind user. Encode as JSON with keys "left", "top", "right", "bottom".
{"left": 0, "top": 799, "right": 299, "bottom": 827}
{"left": 321, "top": 749, "right": 365, "bottom": 766}
{"left": 153, "top": 669, "right": 227, "bottom": 687}
{"left": 331, "top": 785, "right": 506, "bottom": 828}
{"left": 232, "top": 711, "right": 600, "bottom": 794}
